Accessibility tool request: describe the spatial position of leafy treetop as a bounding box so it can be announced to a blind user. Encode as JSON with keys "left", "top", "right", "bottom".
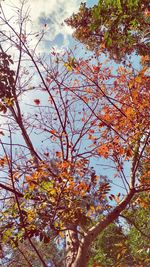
{"left": 66, "top": 0, "right": 150, "bottom": 64}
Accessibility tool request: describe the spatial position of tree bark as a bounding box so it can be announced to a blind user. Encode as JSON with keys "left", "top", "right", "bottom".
{"left": 69, "top": 189, "right": 135, "bottom": 267}
{"left": 65, "top": 226, "right": 79, "bottom": 267}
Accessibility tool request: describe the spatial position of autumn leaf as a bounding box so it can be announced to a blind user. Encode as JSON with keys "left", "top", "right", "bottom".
{"left": 88, "top": 129, "right": 95, "bottom": 134}
{"left": 125, "top": 107, "right": 134, "bottom": 118}
{"left": 59, "top": 231, "right": 65, "bottom": 238}
{"left": 61, "top": 161, "right": 70, "bottom": 168}
{"left": 0, "top": 157, "right": 7, "bottom": 167}
{"left": 64, "top": 63, "right": 73, "bottom": 72}
{"left": 3, "top": 97, "right": 14, "bottom": 106}
{"left": 97, "top": 144, "right": 109, "bottom": 158}
{"left": 34, "top": 99, "right": 40, "bottom": 105}
{"left": 49, "top": 129, "right": 57, "bottom": 135}
{"left": 0, "top": 104, "right": 7, "bottom": 113}
{"left": 56, "top": 151, "right": 62, "bottom": 157}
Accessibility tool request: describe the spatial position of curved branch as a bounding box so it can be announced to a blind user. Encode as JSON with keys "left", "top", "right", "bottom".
{"left": 73, "top": 188, "right": 136, "bottom": 267}
{"left": 120, "top": 214, "right": 150, "bottom": 240}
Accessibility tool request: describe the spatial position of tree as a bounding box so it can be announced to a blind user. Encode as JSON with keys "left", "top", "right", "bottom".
{"left": 122, "top": 194, "right": 150, "bottom": 266}
{"left": 1, "top": 239, "right": 63, "bottom": 267}
{"left": 88, "top": 223, "right": 134, "bottom": 267}
{"left": 88, "top": 196, "right": 150, "bottom": 267}
{"left": 0, "top": 1, "right": 149, "bottom": 267}
{"left": 66, "top": 0, "right": 150, "bottom": 64}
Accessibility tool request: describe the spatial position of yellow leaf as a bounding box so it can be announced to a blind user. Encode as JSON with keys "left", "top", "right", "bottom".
{"left": 29, "top": 182, "right": 36, "bottom": 190}
{"left": 128, "top": 80, "right": 134, "bottom": 89}
{"left": 117, "top": 253, "right": 121, "bottom": 260}
{"left": 59, "top": 231, "right": 65, "bottom": 238}
{"left": 90, "top": 205, "right": 95, "bottom": 212}
{"left": 87, "top": 210, "right": 91, "bottom": 217}
{"left": 96, "top": 205, "right": 102, "bottom": 211}
{"left": 135, "top": 76, "right": 142, "bottom": 83}
{"left": 27, "top": 210, "right": 35, "bottom": 222}
{"left": 64, "top": 63, "right": 73, "bottom": 71}
{"left": 49, "top": 188, "right": 56, "bottom": 195}
{"left": 125, "top": 107, "right": 134, "bottom": 117}
{"left": 3, "top": 97, "right": 14, "bottom": 106}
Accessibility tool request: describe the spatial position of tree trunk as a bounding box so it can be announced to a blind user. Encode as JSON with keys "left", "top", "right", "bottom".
{"left": 66, "top": 189, "right": 135, "bottom": 267}
{"left": 71, "top": 242, "right": 90, "bottom": 267}
{"left": 65, "top": 226, "right": 79, "bottom": 267}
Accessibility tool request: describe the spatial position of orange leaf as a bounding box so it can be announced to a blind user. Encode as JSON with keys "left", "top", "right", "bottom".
{"left": 49, "top": 129, "right": 57, "bottom": 135}
{"left": 61, "top": 161, "right": 70, "bottom": 168}
{"left": 97, "top": 144, "right": 109, "bottom": 158}
{"left": 56, "top": 151, "right": 62, "bottom": 158}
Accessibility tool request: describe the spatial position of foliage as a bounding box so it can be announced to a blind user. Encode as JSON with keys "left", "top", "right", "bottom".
{"left": 123, "top": 195, "right": 150, "bottom": 266}
{"left": 88, "top": 198, "right": 150, "bottom": 267}
{"left": 0, "top": 50, "right": 15, "bottom": 112}
{"left": 88, "top": 223, "right": 134, "bottom": 267}
{"left": 0, "top": 1, "right": 149, "bottom": 266}
{"left": 66, "top": 0, "right": 150, "bottom": 64}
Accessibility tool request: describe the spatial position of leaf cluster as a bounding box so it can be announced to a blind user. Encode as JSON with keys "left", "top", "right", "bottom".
{"left": 66, "top": 0, "right": 150, "bottom": 64}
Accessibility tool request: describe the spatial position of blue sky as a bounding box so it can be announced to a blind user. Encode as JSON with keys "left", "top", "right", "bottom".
{"left": 0, "top": 0, "right": 138, "bottom": 198}
{"left": 39, "top": 0, "right": 99, "bottom": 51}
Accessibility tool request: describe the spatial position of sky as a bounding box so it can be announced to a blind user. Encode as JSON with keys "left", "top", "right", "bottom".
{"left": 0, "top": 0, "right": 98, "bottom": 53}
{"left": 0, "top": 0, "right": 100, "bottom": 115}
{"left": 0, "top": 0, "right": 132, "bottom": 196}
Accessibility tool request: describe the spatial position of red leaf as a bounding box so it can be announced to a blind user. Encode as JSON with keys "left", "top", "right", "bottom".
{"left": 34, "top": 99, "right": 40, "bottom": 105}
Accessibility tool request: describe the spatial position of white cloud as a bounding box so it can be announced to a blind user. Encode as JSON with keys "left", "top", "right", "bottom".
{"left": 1, "top": 0, "right": 81, "bottom": 51}
{"left": 0, "top": 0, "right": 81, "bottom": 129}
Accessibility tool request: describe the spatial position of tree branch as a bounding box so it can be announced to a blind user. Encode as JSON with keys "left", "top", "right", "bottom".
{"left": 73, "top": 189, "right": 136, "bottom": 267}
{"left": 120, "top": 214, "right": 150, "bottom": 240}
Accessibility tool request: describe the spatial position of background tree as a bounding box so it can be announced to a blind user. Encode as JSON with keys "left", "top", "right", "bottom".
{"left": 66, "top": 0, "right": 150, "bottom": 64}
{"left": 88, "top": 223, "right": 134, "bottom": 267}
{"left": 1, "top": 239, "right": 63, "bottom": 267}
{"left": 88, "top": 196, "right": 150, "bottom": 267}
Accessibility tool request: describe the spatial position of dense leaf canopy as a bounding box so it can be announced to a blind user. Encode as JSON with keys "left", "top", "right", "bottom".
{"left": 66, "top": 0, "right": 150, "bottom": 63}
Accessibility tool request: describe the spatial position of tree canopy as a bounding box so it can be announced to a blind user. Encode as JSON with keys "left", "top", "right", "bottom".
{"left": 88, "top": 196, "right": 150, "bottom": 266}
{"left": 66, "top": 0, "right": 150, "bottom": 63}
